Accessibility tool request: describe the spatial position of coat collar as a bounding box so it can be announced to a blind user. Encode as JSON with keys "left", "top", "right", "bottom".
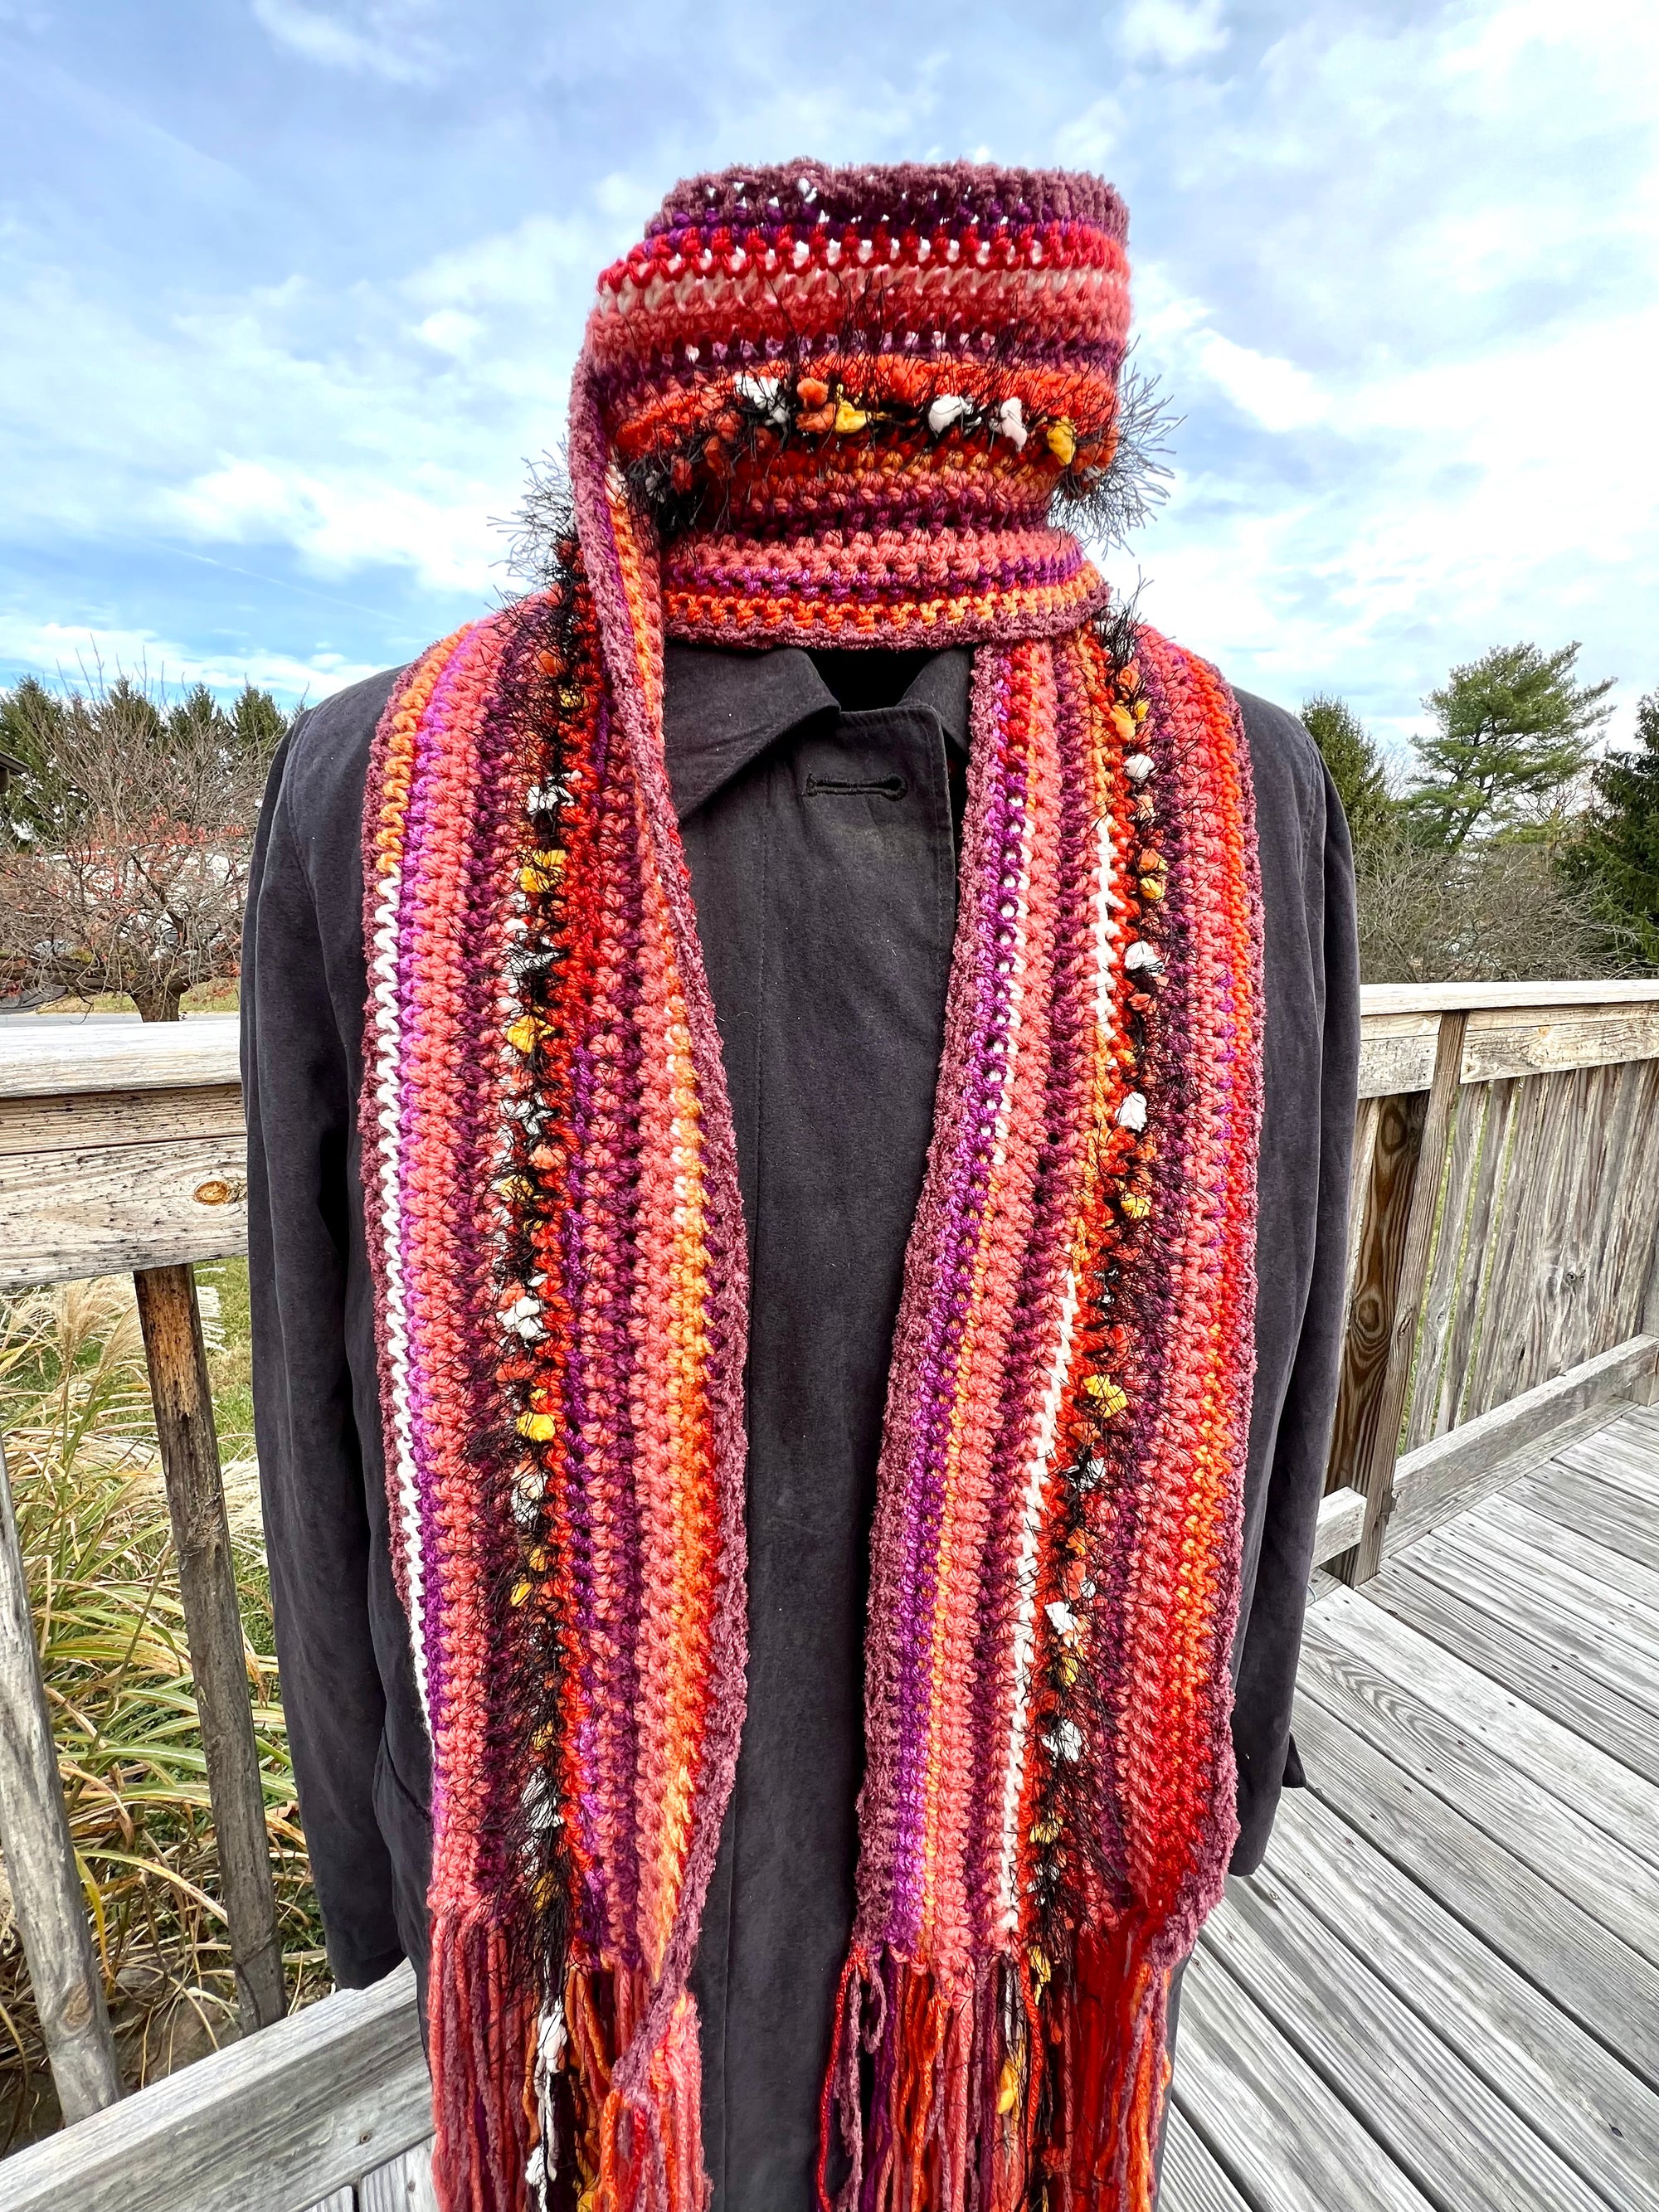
{"left": 662, "top": 645, "right": 971, "bottom": 823}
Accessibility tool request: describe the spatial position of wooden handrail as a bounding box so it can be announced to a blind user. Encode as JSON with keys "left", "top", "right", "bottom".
{"left": 1, "top": 982, "right": 1657, "bottom": 2135}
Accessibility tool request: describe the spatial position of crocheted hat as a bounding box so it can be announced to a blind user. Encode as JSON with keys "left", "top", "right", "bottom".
{"left": 569, "top": 160, "right": 1131, "bottom": 646}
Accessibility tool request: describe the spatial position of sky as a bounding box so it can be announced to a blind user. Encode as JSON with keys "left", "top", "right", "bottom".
{"left": 2, "top": 0, "right": 1656, "bottom": 760}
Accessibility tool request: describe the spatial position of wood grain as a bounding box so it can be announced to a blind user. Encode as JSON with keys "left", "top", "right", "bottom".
{"left": 360, "top": 2142, "right": 439, "bottom": 2212}
{"left": 1297, "top": 1617, "right": 1659, "bottom": 1963}
{"left": 1172, "top": 1947, "right": 1432, "bottom": 2212}
{"left": 1267, "top": 1789, "right": 1659, "bottom": 2212}
{"left": 1290, "top": 1689, "right": 1659, "bottom": 2085}
{"left": 1387, "top": 1352, "right": 1650, "bottom": 1557}
{"left": 0, "top": 1086, "right": 245, "bottom": 1159}
{"left": 1416, "top": 1522, "right": 1659, "bottom": 1683}
{"left": 0, "top": 1963, "right": 429, "bottom": 2212}
{"left": 1157, "top": 2107, "right": 1252, "bottom": 2212}
{"left": 1203, "top": 1866, "right": 1606, "bottom": 2212}
{"left": 1329, "top": 1011, "right": 1467, "bottom": 1581}
{"left": 0, "top": 1135, "right": 250, "bottom": 1289}
{"left": 1314, "top": 1583, "right": 1659, "bottom": 1872}
{"left": 134, "top": 1265, "right": 285, "bottom": 2033}
{"left": 1511, "top": 1456, "right": 1659, "bottom": 1576}
{"left": 0, "top": 1019, "right": 241, "bottom": 1098}
{"left": 0, "top": 1435, "right": 122, "bottom": 2122}
{"left": 1371, "top": 1557, "right": 1659, "bottom": 1785}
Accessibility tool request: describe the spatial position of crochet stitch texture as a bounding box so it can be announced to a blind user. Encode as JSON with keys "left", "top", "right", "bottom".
{"left": 361, "top": 159, "right": 1263, "bottom": 2212}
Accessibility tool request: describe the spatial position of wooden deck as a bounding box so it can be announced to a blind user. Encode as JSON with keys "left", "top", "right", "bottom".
{"left": 2, "top": 1398, "right": 1657, "bottom": 2210}
{"left": 1166, "top": 1398, "right": 1659, "bottom": 2212}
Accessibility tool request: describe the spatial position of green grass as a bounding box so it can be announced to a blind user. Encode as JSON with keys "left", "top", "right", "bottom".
{"left": 0, "top": 1271, "right": 328, "bottom": 2148}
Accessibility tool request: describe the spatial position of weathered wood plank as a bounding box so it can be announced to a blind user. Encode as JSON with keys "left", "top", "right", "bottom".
{"left": 1356, "top": 1014, "right": 1440, "bottom": 1101}
{"left": 1463, "top": 999, "right": 1659, "bottom": 1081}
{"left": 1471, "top": 1487, "right": 1659, "bottom": 1622}
{"left": 1356, "top": 993, "right": 1659, "bottom": 1098}
{"left": 1420, "top": 1518, "right": 1659, "bottom": 1678}
{"left": 299, "top": 2195, "right": 353, "bottom": 2212}
{"left": 1297, "top": 1615, "right": 1659, "bottom": 1964}
{"left": 1400, "top": 1525, "right": 1659, "bottom": 1715}
{"left": 1313, "top": 1583, "right": 1659, "bottom": 1870}
{"left": 360, "top": 2142, "right": 438, "bottom": 2212}
{"left": 0, "top": 1135, "right": 249, "bottom": 1289}
{"left": 1464, "top": 1066, "right": 1587, "bottom": 1422}
{"left": 1370, "top": 1557, "right": 1659, "bottom": 1785}
{"left": 1511, "top": 1456, "right": 1659, "bottom": 1576}
{"left": 1157, "top": 2107, "right": 1252, "bottom": 2212}
{"left": 0, "top": 1084, "right": 246, "bottom": 1158}
{"left": 1330, "top": 1011, "right": 1467, "bottom": 1581}
{"left": 134, "top": 1264, "right": 285, "bottom": 2033}
{"left": 0, "top": 1435, "right": 123, "bottom": 2122}
{"left": 1361, "top": 981, "right": 1659, "bottom": 1013}
{"left": 1554, "top": 1417, "right": 1659, "bottom": 1500}
{"left": 1268, "top": 1789, "right": 1659, "bottom": 2211}
{"left": 0, "top": 1963, "right": 429, "bottom": 2212}
{"left": 1289, "top": 1689, "right": 1659, "bottom": 2084}
{"left": 1386, "top": 1346, "right": 1652, "bottom": 1556}
{"left": 1310, "top": 1485, "right": 1366, "bottom": 1568}
{"left": 1204, "top": 1866, "right": 1606, "bottom": 2212}
{"left": 1404, "top": 1071, "right": 1499, "bottom": 1446}
{"left": 0, "top": 1018, "right": 241, "bottom": 1097}
{"left": 1172, "top": 1947, "right": 1432, "bottom": 2212}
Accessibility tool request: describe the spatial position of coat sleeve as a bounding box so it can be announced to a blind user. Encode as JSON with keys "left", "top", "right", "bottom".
{"left": 241, "top": 724, "right": 404, "bottom": 1986}
{"left": 1228, "top": 735, "right": 1362, "bottom": 1874}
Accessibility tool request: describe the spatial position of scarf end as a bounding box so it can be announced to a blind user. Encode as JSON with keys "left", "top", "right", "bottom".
{"left": 817, "top": 1921, "right": 1176, "bottom": 2212}
{"left": 429, "top": 1913, "right": 708, "bottom": 2212}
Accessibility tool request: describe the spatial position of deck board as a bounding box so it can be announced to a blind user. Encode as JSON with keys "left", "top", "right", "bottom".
{"left": 1310, "top": 1581, "right": 1659, "bottom": 1867}
{"left": 1295, "top": 1619, "right": 1659, "bottom": 1960}
{"left": 1175, "top": 1951, "right": 1434, "bottom": 2212}
{"left": 1201, "top": 1865, "right": 1607, "bottom": 2212}
{"left": 1267, "top": 1791, "right": 1659, "bottom": 2210}
{"left": 1510, "top": 1456, "right": 1659, "bottom": 1574}
{"left": 11, "top": 1413, "right": 1659, "bottom": 2212}
{"left": 1168, "top": 1405, "right": 1659, "bottom": 2210}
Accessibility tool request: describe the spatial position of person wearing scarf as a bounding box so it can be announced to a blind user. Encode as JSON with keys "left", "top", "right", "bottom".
{"left": 244, "top": 161, "right": 1360, "bottom": 2212}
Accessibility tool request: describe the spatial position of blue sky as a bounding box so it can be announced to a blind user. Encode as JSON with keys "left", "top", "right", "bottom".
{"left": 2, "top": 0, "right": 1655, "bottom": 757}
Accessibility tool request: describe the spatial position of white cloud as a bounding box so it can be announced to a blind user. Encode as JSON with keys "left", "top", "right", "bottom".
{"left": 1192, "top": 333, "right": 1329, "bottom": 433}
{"left": 1117, "top": 0, "right": 1228, "bottom": 70}
{"left": 0, "top": 614, "right": 381, "bottom": 705}
{"left": 162, "top": 459, "right": 499, "bottom": 594}
{"left": 249, "top": 0, "right": 447, "bottom": 85}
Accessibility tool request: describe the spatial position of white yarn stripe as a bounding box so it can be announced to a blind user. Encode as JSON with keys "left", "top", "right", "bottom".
{"left": 995, "top": 791, "right": 1121, "bottom": 1932}
{"left": 367, "top": 841, "right": 431, "bottom": 1727}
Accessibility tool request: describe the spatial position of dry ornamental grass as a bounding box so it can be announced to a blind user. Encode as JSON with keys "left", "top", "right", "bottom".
{"left": 0, "top": 1274, "right": 327, "bottom": 2148}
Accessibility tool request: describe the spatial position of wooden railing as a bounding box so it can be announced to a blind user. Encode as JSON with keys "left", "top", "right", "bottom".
{"left": 1, "top": 980, "right": 1657, "bottom": 2171}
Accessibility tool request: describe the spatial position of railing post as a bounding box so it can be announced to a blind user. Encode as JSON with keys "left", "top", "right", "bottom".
{"left": 0, "top": 1431, "right": 123, "bottom": 2120}
{"left": 133, "top": 1263, "right": 286, "bottom": 2031}
{"left": 1328, "top": 1009, "right": 1469, "bottom": 1582}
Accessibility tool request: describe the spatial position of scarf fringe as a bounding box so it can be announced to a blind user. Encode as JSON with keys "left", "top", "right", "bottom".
{"left": 429, "top": 1914, "right": 708, "bottom": 2212}
{"left": 817, "top": 1922, "right": 1175, "bottom": 2212}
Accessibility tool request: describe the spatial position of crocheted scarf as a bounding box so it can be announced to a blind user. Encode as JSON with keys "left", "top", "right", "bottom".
{"left": 361, "top": 162, "right": 1262, "bottom": 2212}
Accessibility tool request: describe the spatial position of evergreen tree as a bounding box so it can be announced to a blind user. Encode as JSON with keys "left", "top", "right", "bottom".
{"left": 229, "top": 682, "right": 290, "bottom": 765}
{"left": 1405, "top": 641, "right": 1614, "bottom": 850}
{"left": 1563, "top": 687, "right": 1659, "bottom": 970}
{"left": 1301, "top": 693, "right": 1394, "bottom": 855}
{"left": 0, "top": 676, "right": 72, "bottom": 843}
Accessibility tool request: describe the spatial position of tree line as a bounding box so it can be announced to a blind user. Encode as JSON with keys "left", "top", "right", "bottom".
{"left": 1303, "top": 643, "right": 1658, "bottom": 983}
{"left": 0, "top": 673, "right": 291, "bottom": 1019}
{"left": 1, "top": 643, "right": 1657, "bottom": 1014}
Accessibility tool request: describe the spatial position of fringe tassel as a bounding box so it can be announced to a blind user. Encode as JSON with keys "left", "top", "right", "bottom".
{"left": 816, "top": 1923, "right": 1176, "bottom": 2212}
{"left": 430, "top": 1918, "right": 708, "bottom": 2212}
